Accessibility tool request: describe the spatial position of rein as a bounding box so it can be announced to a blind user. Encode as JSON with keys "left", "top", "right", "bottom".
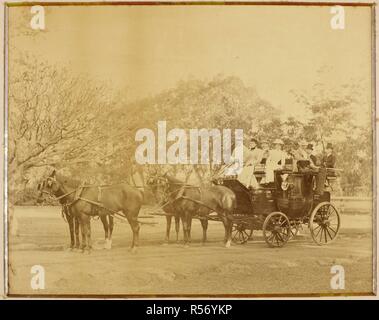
{"left": 55, "top": 190, "right": 76, "bottom": 201}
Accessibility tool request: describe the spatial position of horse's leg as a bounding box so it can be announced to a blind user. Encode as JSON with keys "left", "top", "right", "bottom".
{"left": 220, "top": 212, "right": 232, "bottom": 248}
{"left": 80, "top": 218, "right": 86, "bottom": 251}
{"left": 188, "top": 216, "right": 193, "bottom": 244}
{"left": 108, "top": 215, "right": 114, "bottom": 249}
{"left": 80, "top": 215, "right": 91, "bottom": 253}
{"left": 100, "top": 215, "right": 111, "bottom": 249}
{"left": 165, "top": 215, "right": 172, "bottom": 243}
{"left": 86, "top": 218, "right": 92, "bottom": 253}
{"left": 125, "top": 210, "right": 140, "bottom": 252}
{"left": 74, "top": 217, "right": 80, "bottom": 249}
{"left": 225, "top": 215, "right": 232, "bottom": 248}
{"left": 181, "top": 213, "right": 189, "bottom": 247}
{"left": 67, "top": 214, "right": 75, "bottom": 250}
{"left": 174, "top": 215, "right": 180, "bottom": 243}
{"left": 200, "top": 218, "right": 208, "bottom": 244}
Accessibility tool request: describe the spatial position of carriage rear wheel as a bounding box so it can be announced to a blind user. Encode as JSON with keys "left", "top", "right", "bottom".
{"left": 263, "top": 212, "right": 291, "bottom": 248}
{"left": 232, "top": 223, "right": 253, "bottom": 244}
{"left": 309, "top": 202, "right": 340, "bottom": 246}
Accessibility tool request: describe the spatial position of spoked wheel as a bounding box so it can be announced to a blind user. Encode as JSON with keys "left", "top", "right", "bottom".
{"left": 232, "top": 223, "right": 253, "bottom": 244}
{"left": 310, "top": 202, "right": 340, "bottom": 245}
{"left": 263, "top": 212, "right": 291, "bottom": 248}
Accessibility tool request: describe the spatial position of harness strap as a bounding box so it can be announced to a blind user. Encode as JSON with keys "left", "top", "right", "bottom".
{"left": 178, "top": 195, "right": 218, "bottom": 213}
{"left": 55, "top": 190, "right": 76, "bottom": 201}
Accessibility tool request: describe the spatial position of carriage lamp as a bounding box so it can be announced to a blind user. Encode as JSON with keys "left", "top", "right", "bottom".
{"left": 281, "top": 181, "right": 290, "bottom": 191}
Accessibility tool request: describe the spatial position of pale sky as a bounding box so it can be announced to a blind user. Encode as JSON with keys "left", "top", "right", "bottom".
{"left": 9, "top": 4, "right": 373, "bottom": 120}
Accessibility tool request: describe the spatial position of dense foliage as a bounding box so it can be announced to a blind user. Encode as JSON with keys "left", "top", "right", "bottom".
{"left": 9, "top": 58, "right": 372, "bottom": 204}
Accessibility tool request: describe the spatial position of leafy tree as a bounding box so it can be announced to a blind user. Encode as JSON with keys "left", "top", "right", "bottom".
{"left": 292, "top": 72, "right": 372, "bottom": 195}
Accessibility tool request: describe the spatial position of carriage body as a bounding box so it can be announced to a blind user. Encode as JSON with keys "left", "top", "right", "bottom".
{"left": 273, "top": 170, "right": 331, "bottom": 219}
{"left": 215, "top": 168, "right": 340, "bottom": 247}
{"left": 215, "top": 177, "right": 276, "bottom": 217}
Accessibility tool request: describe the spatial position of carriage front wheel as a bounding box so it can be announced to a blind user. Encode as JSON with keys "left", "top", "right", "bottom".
{"left": 309, "top": 202, "right": 340, "bottom": 246}
{"left": 231, "top": 223, "right": 253, "bottom": 244}
{"left": 263, "top": 212, "right": 291, "bottom": 248}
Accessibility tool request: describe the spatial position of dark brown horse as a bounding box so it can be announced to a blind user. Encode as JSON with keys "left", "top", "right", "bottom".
{"left": 37, "top": 184, "right": 83, "bottom": 250}
{"left": 38, "top": 170, "right": 143, "bottom": 253}
{"left": 151, "top": 174, "right": 236, "bottom": 247}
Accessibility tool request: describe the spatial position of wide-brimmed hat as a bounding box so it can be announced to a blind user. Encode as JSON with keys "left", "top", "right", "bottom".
{"left": 299, "top": 140, "right": 308, "bottom": 146}
{"left": 273, "top": 138, "right": 284, "bottom": 145}
{"left": 326, "top": 143, "right": 333, "bottom": 150}
{"left": 306, "top": 144, "right": 313, "bottom": 150}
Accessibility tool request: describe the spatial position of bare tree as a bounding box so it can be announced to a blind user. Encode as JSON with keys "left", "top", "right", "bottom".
{"left": 8, "top": 54, "right": 115, "bottom": 202}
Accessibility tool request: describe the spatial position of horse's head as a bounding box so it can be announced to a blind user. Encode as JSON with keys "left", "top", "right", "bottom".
{"left": 146, "top": 173, "right": 170, "bottom": 203}
{"left": 36, "top": 169, "right": 61, "bottom": 203}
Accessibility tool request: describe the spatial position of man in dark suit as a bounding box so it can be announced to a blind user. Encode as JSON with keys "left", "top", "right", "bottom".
{"left": 321, "top": 143, "right": 336, "bottom": 168}
{"left": 306, "top": 144, "right": 318, "bottom": 169}
{"left": 304, "top": 143, "right": 325, "bottom": 195}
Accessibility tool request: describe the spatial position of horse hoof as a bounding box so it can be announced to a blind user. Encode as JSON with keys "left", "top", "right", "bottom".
{"left": 225, "top": 241, "right": 231, "bottom": 248}
{"left": 104, "top": 240, "right": 112, "bottom": 250}
{"left": 183, "top": 244, "right": 190, "bottom": 248}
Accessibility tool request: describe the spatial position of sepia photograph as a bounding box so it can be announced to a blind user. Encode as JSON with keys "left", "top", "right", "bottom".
{"left": 2, "top": 1, "right": 376, "bottom": 297}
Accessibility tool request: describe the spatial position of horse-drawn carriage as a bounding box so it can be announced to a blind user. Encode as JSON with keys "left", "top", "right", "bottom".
{"left": 213, "top": 168, "right": 341, "bottom": 247}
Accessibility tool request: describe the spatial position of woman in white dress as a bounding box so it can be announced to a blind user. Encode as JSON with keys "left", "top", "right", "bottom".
{"left": 242, "top": 138, "right": 262, "bottom": 189}
{"left": 236, "top": 138, "right": 262, "bottom": 188}
{"left": 265, "top": 139, "right": 286, "bottom": 183}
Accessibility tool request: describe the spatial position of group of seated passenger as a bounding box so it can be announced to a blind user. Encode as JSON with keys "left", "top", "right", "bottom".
{"left": 232, "top": 137, "right": 337, "bottom": 192}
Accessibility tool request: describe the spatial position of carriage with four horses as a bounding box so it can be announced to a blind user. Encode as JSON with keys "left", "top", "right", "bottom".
{"left": 37, "top": 158, "right": 341, "bottom": 250}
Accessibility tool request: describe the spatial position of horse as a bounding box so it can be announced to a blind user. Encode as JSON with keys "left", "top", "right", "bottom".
{"left": 37, "top": 183, "right": 82, "bottom": 250}
{"left": 150, "top": 173, "right": 236, "bottom": 247}
{"left": 37, "top": 169, "right": 143, "bottom": 253}
{"left": 147, "top": 176, "right": 181, "bottom": 243}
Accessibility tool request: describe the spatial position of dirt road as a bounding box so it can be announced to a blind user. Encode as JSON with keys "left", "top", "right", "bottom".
{"left": 8, "top": 206, "right": 374, "bottom": 296}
